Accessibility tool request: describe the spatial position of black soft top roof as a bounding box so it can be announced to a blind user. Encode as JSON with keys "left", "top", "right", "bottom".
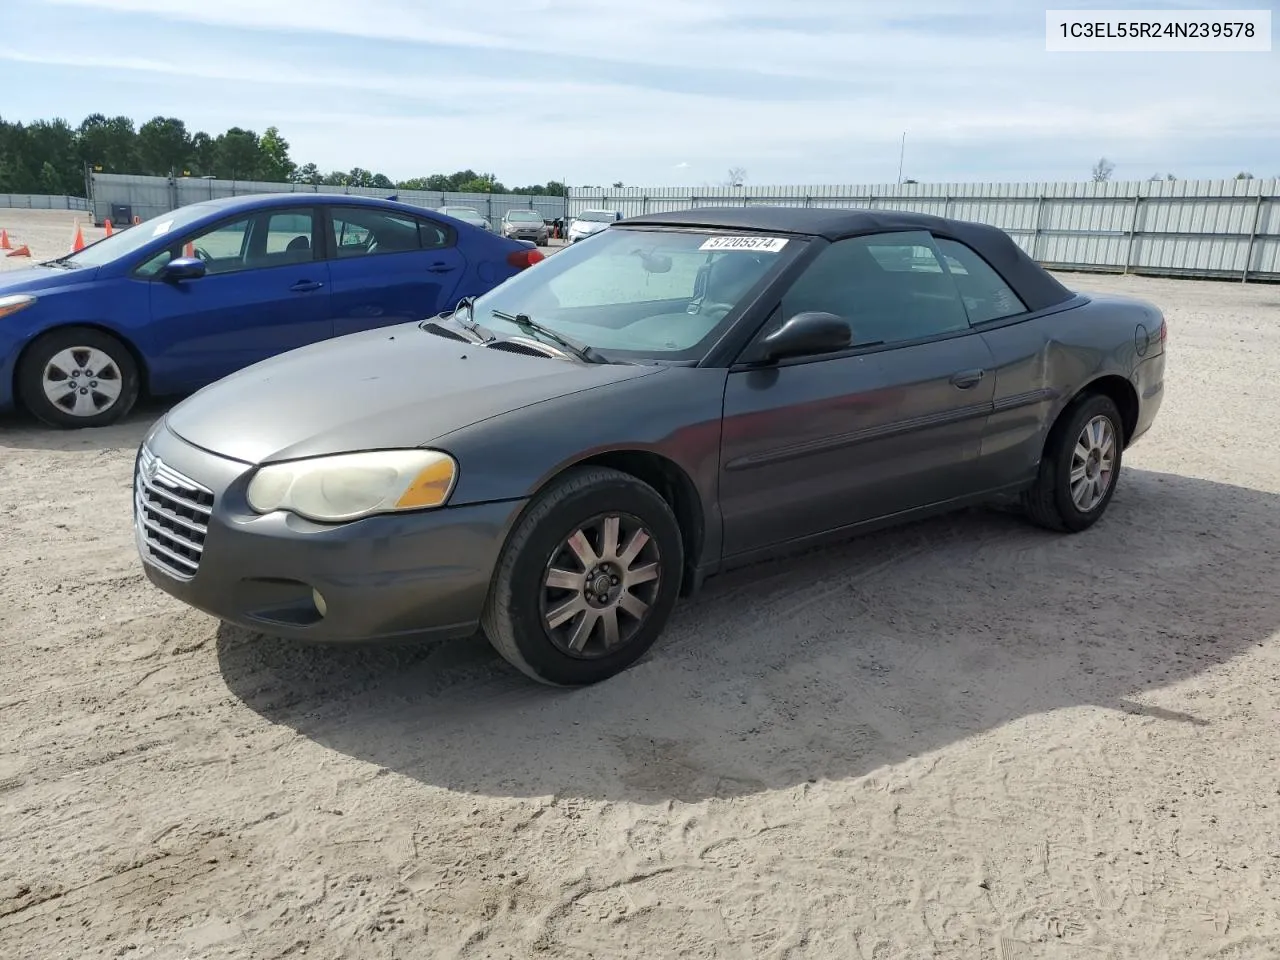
{"left": 620, "top": 205, "right": 1073, "bottom": 313}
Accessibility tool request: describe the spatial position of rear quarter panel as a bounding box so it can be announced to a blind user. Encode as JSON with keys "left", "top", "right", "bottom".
{"left": 978, "top": 291, "right": 1165, "bottom": 484}
{"left": 448, "top": 231, "right": 526, "bottom": 304}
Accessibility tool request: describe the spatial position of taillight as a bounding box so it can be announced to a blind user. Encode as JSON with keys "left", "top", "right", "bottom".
{"left": 507, "top": 248, "right": 544, "bottom": 270}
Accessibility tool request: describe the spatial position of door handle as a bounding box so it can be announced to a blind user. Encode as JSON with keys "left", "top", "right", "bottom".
{"left": 950, "top": 368, "right": 985, "bottom": 389}
{"left": 290, "top": 280, "right": 324, "bottom": 292}
{"left": 426, "top": 262, "right": 456, "bottom": 273}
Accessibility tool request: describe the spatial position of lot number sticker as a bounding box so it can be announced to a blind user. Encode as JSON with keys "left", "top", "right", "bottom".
{"left": 699, "top": 235, "right": 789, "bottom": 252}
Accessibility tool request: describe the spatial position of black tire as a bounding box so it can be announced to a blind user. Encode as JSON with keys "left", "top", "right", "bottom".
{"left": 17, "top": 326, "right": 140, "bottom": 429}
{"left": 1022, "top": 392, "right": 1125, "bottom": 533}
{"left": 481, "top": 466, "right": 684, "bottom": 686}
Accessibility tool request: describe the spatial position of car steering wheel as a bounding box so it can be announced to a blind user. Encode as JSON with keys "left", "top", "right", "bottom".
{"left": 192, "top": 245, "right": 213, "bottom": 262}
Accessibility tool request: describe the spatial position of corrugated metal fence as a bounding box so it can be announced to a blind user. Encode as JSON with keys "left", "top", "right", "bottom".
{"left": 87, "top": 173, "right": 568, "bottom": 227}
{"left": 0, "top": 193, "right": 91, "bottom": 211}
{"left": 570, "top": 180, "right": 1280, "bottom": 282}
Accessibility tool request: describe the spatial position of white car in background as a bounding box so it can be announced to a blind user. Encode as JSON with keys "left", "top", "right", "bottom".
{"left": 567, "top": 209, "right": 622, "bottom": 242}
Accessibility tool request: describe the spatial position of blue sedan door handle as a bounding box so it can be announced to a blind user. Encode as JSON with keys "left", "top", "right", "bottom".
{"left": 290, "top": 280, "right": 324, "bottom": 293}
{"left": 950, "top": 368, "right": 985, "bottom": 389}
{"left": 426, "top": 262, "right": 456, "bottom": 273}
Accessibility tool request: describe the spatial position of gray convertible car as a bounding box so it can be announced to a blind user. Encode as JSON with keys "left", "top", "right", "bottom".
{"left": 134, "top": 206, "right": 1166, "bottom": 686}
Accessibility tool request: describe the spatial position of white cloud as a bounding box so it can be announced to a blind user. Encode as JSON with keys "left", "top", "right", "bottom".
{"left": 10, "top": 0, "right": 1279, "bottom": 184}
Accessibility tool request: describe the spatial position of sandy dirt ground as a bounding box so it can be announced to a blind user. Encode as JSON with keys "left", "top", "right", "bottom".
{"left": 0, "top": 209, "right": 106, "bottom": 271}
{"left": 1, "top": 268, "right": 1279, "bottom": 960}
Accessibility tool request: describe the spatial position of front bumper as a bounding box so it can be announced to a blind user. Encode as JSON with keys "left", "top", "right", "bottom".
{"left": 505, "top": 230, "right": 547, "bottom": 241}
{"left": 133, "top": 422, "right": 528, "bottom": 642}
{"left": 0, "top": 329, "right": 20, "bottom": 412}
{"left": 1129, "top": 349, "right": 1166, "bottom": 445}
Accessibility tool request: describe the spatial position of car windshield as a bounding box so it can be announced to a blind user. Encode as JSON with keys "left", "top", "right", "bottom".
{"left": 467, "top": 227, "right": 804, "bottom": 362}
{"left": 443, "top": 207, "right": 480, "bottom": 217}
{"left": 52, "top": 202, "right": 219, "bottom": 268}
{"left": 578, "top": 210, "right": 617, "bottom": 223}
{"left": 506, "top": 211, "right": 541, "bottom": 222}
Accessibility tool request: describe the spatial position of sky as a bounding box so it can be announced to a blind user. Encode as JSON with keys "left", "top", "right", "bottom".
{"left": 1, "top": 0, "right": 1277, "bottom": 188}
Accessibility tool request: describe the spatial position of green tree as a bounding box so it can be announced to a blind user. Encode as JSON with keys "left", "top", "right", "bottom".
{"left": 457, "top": 172, "right": 505, "bottom": 193}
{"left": 78, "top": 114, "right": 137, "bottom": 172}
{"left": 293, "top": 162, "right": 323, "bottom": 185}
{"left": 24, "top": 119, "right": 79, "bottom": 193}
{"left": 257, "top": 126, "right": 296, "bottom": 182}
{"left": 215, "top": 127, "right": 261, "bottom": 179}
{"left": 188, "top": 132, "right": 217, "bottom": 176}
{"left": 136, "top": 116, "right": 191, "bottom": 176}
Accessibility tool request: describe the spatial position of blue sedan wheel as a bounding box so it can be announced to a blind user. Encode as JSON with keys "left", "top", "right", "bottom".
{"left": 18, "top": 326, "right": 140, "bottom": 429}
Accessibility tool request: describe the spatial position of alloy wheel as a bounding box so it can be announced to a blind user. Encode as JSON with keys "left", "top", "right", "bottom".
{"left": 540, "top": 513, "right": 662, "bottom": 658}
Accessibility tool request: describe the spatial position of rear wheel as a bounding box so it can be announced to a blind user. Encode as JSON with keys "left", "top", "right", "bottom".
{"left": 1022, "top": 392, "right": 1124, "bottom": 532}
{"left": 17, "top": 326, "right": 140, "bottom": 429}
{"left": 481, "top": 466, "right": 684, "bottom": 686}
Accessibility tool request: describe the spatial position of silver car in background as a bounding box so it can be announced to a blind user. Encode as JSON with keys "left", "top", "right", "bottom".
{"left": 501, "top": 209, "right": 550, "bottom": 246}
{"left": 568, "top": 209, "right": 622, "bottom": 243}
{"left": 437, "top": 205, "right": 493, "bottom": 232}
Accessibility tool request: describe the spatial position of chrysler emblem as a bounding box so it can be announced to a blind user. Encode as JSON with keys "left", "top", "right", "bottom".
{"left": 146, "top": 456, "right": 161, "bottom": 481}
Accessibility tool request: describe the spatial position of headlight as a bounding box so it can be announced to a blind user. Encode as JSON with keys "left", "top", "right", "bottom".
{"left": 0, "top": 294, "right": 37, "bottom": 319}
{"left": 246, "top": 449, "right": 457, "bottom": 523}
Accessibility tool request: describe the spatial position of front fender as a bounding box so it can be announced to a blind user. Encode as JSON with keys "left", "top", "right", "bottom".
{"left": 436, "top": 366, "right": 727, "bottom": 506}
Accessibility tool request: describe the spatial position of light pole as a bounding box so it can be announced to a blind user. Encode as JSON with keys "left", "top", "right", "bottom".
{"left": 897, "top": 132, "right": 906, "bottom": 186}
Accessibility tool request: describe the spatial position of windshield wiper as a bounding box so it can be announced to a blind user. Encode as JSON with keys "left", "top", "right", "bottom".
{"left": 40, "top": 256, "right": 78, "bottom": 269}
{"left": 490, "top": 310, "right": 607, "bottom": 364}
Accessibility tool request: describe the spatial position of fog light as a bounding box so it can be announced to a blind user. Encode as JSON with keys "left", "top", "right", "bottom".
{"left": 312, "top": 589, "right": 327, "bottom": 617}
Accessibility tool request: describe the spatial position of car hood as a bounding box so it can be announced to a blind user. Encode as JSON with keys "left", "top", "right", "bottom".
{"left": 164, "top": 321, "right": 663, "bottom": 464}
{"left": 573, "top": 221, "right": 608, "bottom": 234}
{"left": 0, "top": 263, "right": 97, "bottom": 294}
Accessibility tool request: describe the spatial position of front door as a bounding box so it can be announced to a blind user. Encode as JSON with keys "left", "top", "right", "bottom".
{"left": 142, "top": 206, "right": 333, "bottom": 393}
{"left": 324, "top": 205, "right": 466, "bottom": 337}
{"left": 718, "top": 230, "right": 997, "bottom": 559}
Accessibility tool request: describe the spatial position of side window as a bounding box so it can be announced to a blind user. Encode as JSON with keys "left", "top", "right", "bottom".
{"left": 780, "top": 231, "right": 971, "bottom": 346}
{"left": 136, "top": 217, "right": 253, "bottom": 277}
{"left": 933, "top": 238, "right": 1027, "bottom": 323}
{"left": 330, "top": 207, "right": 424, "bottom": 258}
{"left": 258, "top": 211, "right": 315, "bottom": 265}
{"left": 416, "top": 217, "right": 451, "bottom": 250}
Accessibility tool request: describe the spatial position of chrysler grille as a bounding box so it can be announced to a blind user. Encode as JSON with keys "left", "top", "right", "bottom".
{"left": 134, "top": 446, "right": 214, "bottom": 580}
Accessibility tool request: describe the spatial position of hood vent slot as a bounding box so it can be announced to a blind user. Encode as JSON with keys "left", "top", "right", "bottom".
{"left": 486, "top": 339, "right": 556, "bottom": 359}
{"left": 422, "top": 320, "right": 474, "bottom": 343}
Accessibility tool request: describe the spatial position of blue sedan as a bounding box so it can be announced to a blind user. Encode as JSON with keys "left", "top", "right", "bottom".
{"left": 0, "top": 193, "right": 545, "bottom": 428}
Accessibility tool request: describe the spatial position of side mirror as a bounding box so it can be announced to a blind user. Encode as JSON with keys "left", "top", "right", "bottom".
{"left": 758, "top": 311, "right": 852, "bottom": 362}
{"left": 161, "top": 256, "right": 206, "bottom": 281}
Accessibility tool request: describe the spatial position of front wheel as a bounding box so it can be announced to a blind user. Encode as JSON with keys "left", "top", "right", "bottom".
{"left": 481, "top": 466, "right": 684, "bottom": 686}
{"left": 17, "top": 326, "right": 140, "bottom": 429}
{"left": 1022, "top": 392, "right": 1124, "bottom": 532}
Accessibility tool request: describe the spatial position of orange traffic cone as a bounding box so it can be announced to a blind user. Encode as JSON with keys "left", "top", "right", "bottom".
{"left": 0, "top": 229, "right": 10, "bottom": 250}
{"left": 70, "top": 220, "right": 86, "bottom": 252}
{"left": 6, "top": 244, "right": 31, "bottom": 258}
{"left": 104, "top": 219, "right": 113, "bottom": 237}
{"left": 133, "top": 215, "right": 141, "bottom": 225}
{"left": 184, "top": 241, "right": 195, "bottom": 258}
